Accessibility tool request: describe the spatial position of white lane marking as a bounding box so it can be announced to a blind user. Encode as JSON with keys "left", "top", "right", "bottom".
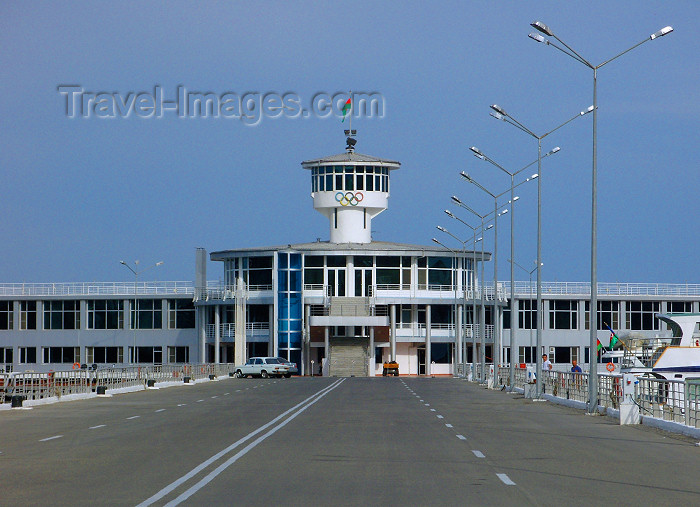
{"left": 211, "top": 396, "right": 218, "bottom": 399}
{"left": 472, "top": 450, "right": 485, "bottom": 458}
{"left": 430, "top": 409, "right": 436, "bottom": 412}
{"left": 155, "top": 409, "right": 166, "bottom": 413}
{"left": 419, "top": 399, "right": 423, "bottom": 402}
{"left": 89, "top": 425, "right": 106, "bottom": 430}
{"left": 425, "top": 404, "right": 430, "bottom": 407}
{"left": 127, "top": 416, "right": 140, "bottom": 420}
{"left": 138, "top": 379, "right": 345, "bottom": 507}
{"left": 445, "top": 424, "right": 453, "bottom": 428}
{"left": 40, "top": 435, "right": 63, "bottom": 442}
{"left": 456, "top": 435, "right": 466, "bottom": 440}
{"left": 436, "top": 415, "right": 444, "bottom": 419}
{"left": 177, "top": 404, "right": 186, "bottom": 407}
{"left": 236, "top": 390, "right": 241, "bottom": 392}
{"left": 224, "top": 393, "right": 230, "bottom": 396}
{"left": 197, "top": 400, "right": 204, "bottom": 403}
{"left": 497, "top": 473, "right": 516, "bottom": 485}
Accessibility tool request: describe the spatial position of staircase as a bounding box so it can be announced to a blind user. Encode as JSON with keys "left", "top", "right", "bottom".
{"left": 329, "top": 337, "right": 369, "bottom": 377}
{"left": 329, "top": 297, "right": 370, "bottom": 317}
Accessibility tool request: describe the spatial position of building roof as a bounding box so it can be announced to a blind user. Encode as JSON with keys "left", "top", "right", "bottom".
{"left": 210, "top": 240, "right": 489, "bottom": 261}
{"left": 301, "top": 151, "right": 401, "bottom": 168}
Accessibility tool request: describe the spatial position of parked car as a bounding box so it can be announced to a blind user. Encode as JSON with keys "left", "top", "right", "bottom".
{"left": 276, "top": 357, "right": 298, "bottom": 375}
{"left": 234, "top": 357, "right": 290, "bottom": 378}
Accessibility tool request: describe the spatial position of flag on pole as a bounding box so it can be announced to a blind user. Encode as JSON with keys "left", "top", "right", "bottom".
{"left": 604, "top": 323, "right": 621, "bottom": 349}
{"left": 341, "top": 97, "right": 351, "bottom": 122}
{"left": 596, "top": 338, "right": 603, "bottom": 356}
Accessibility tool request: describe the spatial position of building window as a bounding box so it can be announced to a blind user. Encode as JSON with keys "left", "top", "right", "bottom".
{"left": 549, "top": 300, "right": 578, "bottom": 330}
{"left": 667, "top": 301, "right": 692, "bottom": 313}
{"left": 584, "top": 346, "right": 604, "bottom": 364}
{"left": 168, "top": 299, "right": 195, "bottom": 329}
{"left": 86, "top": 347, "right": 123, "bottom": 364}
{"left": 0, "top": 301, "right": 13, "bottom": 330}
{"left": 518, "top": 346, "right": 537, "bottom": 364}
{"left": 19, "top": 347, "right": 37, "bottom": 364}
{"left": 42, "top": 347, "right": 79, "bottom": 364}
{"left": 518, "top": 300, "right": 537, "bottom": 329}
{"left": 278, "top": 252, "right": 302, "bottom": 355}
{"left": 87, "top": 300, "right": 124, "bottom": 329}
{"left": 43, "top": 300, "right": 80, "bottom": 330}
{"left": 131, "top": 299, "right": 162, "bottom": 329}
{"left": 585, "top": 300, "right": 619, "bottom": 330}
{"left": 549, "top": 346, "right": 578, "bottom": 364}
{"left": 626, "top": 301, "right": 661, "bottom": 331}
{"left": 129, "top": 346, "right": 163, "bottom": 364}
{"left": 168, "top": 346, "right": 190, "bottom": 363}
{"left": 430, "top": 343, "right": 452, "bottom": 364}
{"left": 1, "top": 347, "right": 13, "bottom": 365}
{"left": 503, "top": 305, "right": 511, "bottom": 330}
{"left": 20, "top": 301, "right": 37, "bottom": 330}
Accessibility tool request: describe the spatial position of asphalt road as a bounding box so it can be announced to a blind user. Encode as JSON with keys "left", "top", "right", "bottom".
{"left": 1, "top": 377, "right": 699, "bottom": 506}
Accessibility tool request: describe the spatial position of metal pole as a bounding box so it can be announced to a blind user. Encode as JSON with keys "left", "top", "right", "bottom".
{"left": 588, "top": 68, "right": 599, "bottom": 413}
{"left": 493, "top": 199, "right": 500, "bottom": 384}
{"left": 480, "top": 220, "right": 486, "bottom": 383}
{"left": 536, "top": 139, "right": 543, "bottom": 396}
{"left": 509, "top": 173, "right": 515, "bottom": 390}
{"left": 472, "top": 230, "right": 478, "bottom": 380}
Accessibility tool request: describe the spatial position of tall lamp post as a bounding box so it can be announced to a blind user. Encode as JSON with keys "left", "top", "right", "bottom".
{"left": 120, "top": 260, "right": 164, "bottom": 363}
{"left": 489, "top": 104, "right": 593, "bottom": 396}
{"left": 432, "top": 236, "right": 462, "bottom": 377}
{"left": 469, "top": 147, "right": 559, "bottom": 390}
{"left": 528, "top": 21, "right": 674, "bottom": 412}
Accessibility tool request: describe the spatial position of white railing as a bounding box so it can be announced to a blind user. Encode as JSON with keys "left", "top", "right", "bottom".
{"left": 504, "top": 281, "right": 700, "bottom": 297}
{"left": 0, "top": 281, "right": 197, "bottom": 297}
{"left": 1, "top": 363, "right": 238, "bottom": 403}
{"left": 205, "top": 322, "right": 269, "bottom": 339}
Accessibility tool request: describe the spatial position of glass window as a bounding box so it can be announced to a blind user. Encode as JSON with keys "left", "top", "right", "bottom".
{"left": 326, "top": 256, "right": 346, "bottom": 267}
{"left": 131, "top": 299, "right": 162, "bottom": 330}
{"left": 19, "top": 347, "right": 37, "bottom": 364}
{"left": 42, "top": 346, "right": 79, "bottom": 364}
{"left": 519, "top": 300, "right": 537, "bottom": 329}
{"left": 668, "top": 301, "right": 692, "bottom": 313}
{"left": 366, "top": 174, "right": 374, "bottom": 191}
{"left": 336, "top": 174, "right": 343, "bottom": 191}
{"left": 549, "top": 300, "right": 577, "bottom": 330}
{"left": 345, "top": 173, "right": 354, "bottom": 190}
{"left": 168, "top": 346, "right": 189, "bottom": 363}
{"left": 305, "top": 255, "right": 324, "bottom": 267}
{"left": 20, "top": 301, "right": 37, "bottom": 330}
{"left": 626, "top": 301, "right": 661, "bottom": 331}
{"left": 87, "top": 300, "right": 124, "bottom": 329}
{"left": 43, "top": 300, "right": 80, "bottom": 330}
{"left": 168, "top": 299, "right": 195, "bottom": 329}
{"left": 86, "top": 346, "right": 123, "bottom": 364}
{"left": 0, "top": 301, "right": 13, "bottom": 330}
{"left": 326, "top": 174, "right": 333, "bottom": 191}
{"left": 584, "top": 300, "right": 619, "bottom": 330}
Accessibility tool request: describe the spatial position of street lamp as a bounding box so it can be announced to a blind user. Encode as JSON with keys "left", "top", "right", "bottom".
{"left": 489, "top": 104, "right": 592, "bottom": 397}
{"left": 120, "top": 260, "right": 164, "bottom": 363}
{"left": 470, "top": 147, "right": 559, "bottom": 390}
{"left": 528, "top": 20, "right": 673, "bottom": 412}
{"left": 432, "top": 235, "right": 462, "bottom": 377}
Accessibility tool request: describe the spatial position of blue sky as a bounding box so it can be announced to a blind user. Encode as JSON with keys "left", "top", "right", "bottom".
{"left": 1, "top": 1, "right": 697, "bottom": 284}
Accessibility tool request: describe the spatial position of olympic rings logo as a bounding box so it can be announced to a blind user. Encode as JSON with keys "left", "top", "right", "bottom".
{"left": 335, "top": 191, "right": 364, "bottom": 206}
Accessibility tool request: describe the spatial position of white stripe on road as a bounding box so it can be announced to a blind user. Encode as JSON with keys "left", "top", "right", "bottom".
{"left": 138, "top": 379, "right": 345, "bottom": 507}
{"left": 472, "top": 450, "right": 485, "bottom": 458}
{"left": 436, "top": 415, "right": 443, "bottom": 419}
{"left": 39, "top": 435, "right": 63, "bottom": 442}
{"left": 445, "top": 424, "right": 453, "bottom": 428}
{"left": 430, "top": 409, "right": 436, "bottom": 412}
{"left": 155, "top": 409, "right": 166, "bottom": 413}
{"left": 497, "top": 473, "right": 516, "bottom": 485}
{"left": 456, "top": 435, "right": 466, "bottom": 440}
{"left": 89, "top": 424, "right": 106, "bottom": 430}
{"left": 127, "top": 416, "right": 140, "bottom": 420}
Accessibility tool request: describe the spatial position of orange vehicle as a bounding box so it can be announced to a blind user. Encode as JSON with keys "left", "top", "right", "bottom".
{"left": 382, "top": 361, "right": 399, "bottom": 376}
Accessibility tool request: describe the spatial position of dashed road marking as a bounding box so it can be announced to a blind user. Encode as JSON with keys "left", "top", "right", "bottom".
{"left": 211, "top": 396, "right": 218, "bottom": 399}
{"left": 127, "top": 416, "right": 140, "bottom": 420}
{"left": 430, "top": 409, "right": 436, "bottom": 412}
{"left": 472, "top": 450, "right": 485, "bottom": 458}
{"left": 456, "top": 435, "right": 466, "bottom": 440}
{"left": 89, "top": 425, "right": 106, "bottom": 430}
{"left": 497, "top": 473, "right": 515, "bottom": 485}
{"left": 437, "top": 415, "right": 444, "bottom": 419}
{"left": 40, "top": 435, "right": 63, "bottom": 442}
{"left": 445, "top": 424, "right": 453, "bottom": 428}
{"left": 424, "top": 404, "right": 430, "bottom": 406}
{"left": 177, "top": 404, "right": 186, "bottom": 407}
{"left": 155, "top": 409, "right": 166, "bottom": 413}
{"left": 197, "top": 400, "right": 204, "bottom": 403}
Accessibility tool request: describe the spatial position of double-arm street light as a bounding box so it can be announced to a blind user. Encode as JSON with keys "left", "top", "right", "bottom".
{"left": 489, "top": 104, "right": 592, "bottom": 396}
{"left": 120, "top": 260, "right": 164, "bottom": 363}
{"left": 528, "top": 20, "right": 673, "bottom": 412}
{"left": 469, "top": 147, "right": 559, "bottom": 391}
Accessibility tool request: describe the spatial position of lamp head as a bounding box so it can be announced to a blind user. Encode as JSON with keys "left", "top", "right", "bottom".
{"left": 490, "top": 104, "right": 506, "bottom": 116}
{"left": 460, "top": 171, "right": 471, "bottom": 181}
{"left": 486, "top": 224, "right": 494, "bottom": 231}
{"left": 531, "top": 173, "right": 539, "bottom": 179}
{"left": 156, "top": 261, "right": 164, "bottom": 266}
{"left": 650, "top": 26, "right": 673, "bottom": 40}
{"left": 431, "top": 238, "right": 440, "bottom": 245}
{"left": 501, "top": 209, "right": 509, "bottom": 215}
{"left": 528, "top": 32, "right": 548, "bottom": 44}
{"left": 444, "top": 209, "right": 454, "bottom": 217}
{"left": 581, "top": 105, "right": 594, "bottom": 115}
{"left": 530, "top": 21, "right": 553, "bottom": 36}
{"left": 119, "top": 260, "right": 126, "bottom": 265}
{"left": 512, "top": 196, "right": 520, "bottom": 202}
{"left": 469, "top": 146, "right": 483, "bottom": 156}
{"left": 549, "top": 146, "right": 561, "bottom": 155}
{"left": 451, "top": 195, "right": 462, "bottom": 205}
{"left": 436, "top": 225, "right": 447, "bottom": 232}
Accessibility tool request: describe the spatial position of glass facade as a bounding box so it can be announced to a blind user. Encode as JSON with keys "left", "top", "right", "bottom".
{"left": 310, "top": 165, "right": 390, "bottom": 194}
{"left": 278, "top": 252, "right": 302, "bottom": 360}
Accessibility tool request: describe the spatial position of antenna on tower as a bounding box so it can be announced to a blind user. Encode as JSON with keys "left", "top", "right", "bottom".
{"left": 342, "top": 91, "right": 357, "bottom": 152}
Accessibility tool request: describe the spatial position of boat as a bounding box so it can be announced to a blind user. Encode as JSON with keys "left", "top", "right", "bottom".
{"left": 649, "top": 313, "right": 700, "bottom": 381}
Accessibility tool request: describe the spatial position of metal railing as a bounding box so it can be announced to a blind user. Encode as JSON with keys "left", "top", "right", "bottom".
{"left": 0, "top": 281, "right": 196, "bottom": 297}
{"left": 1, "top": 363, "right": 238, "bottom": 403}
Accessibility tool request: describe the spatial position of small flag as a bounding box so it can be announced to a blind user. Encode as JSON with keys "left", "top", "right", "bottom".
{"left": 604, "top": 323, "right": 621, "bottom": 349}
{"left": 341, "top": 98, "right": 351, "bottom": 122}
{"left": 596, "top": 338, "right": 603, "bottom": 355}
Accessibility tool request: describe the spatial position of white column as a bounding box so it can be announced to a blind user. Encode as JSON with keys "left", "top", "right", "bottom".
{"left": 456, "top": 304, "right": 462, "bottom": 373}
{"left": 214, "top": 305, "right": 221, "bottom": 364}
{"left": 369, "top": 326, "right": 375, "bottom": 377}
{"left": 390, "top": 304, "right": 397, "bottom": 361}
{"left": 425, "top": 304, "right": 431, "bottom": 376}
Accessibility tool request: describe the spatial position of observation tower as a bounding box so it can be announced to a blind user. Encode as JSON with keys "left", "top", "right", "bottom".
{"left": 301, "top": 130, "right": 401, "bottom": 243}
